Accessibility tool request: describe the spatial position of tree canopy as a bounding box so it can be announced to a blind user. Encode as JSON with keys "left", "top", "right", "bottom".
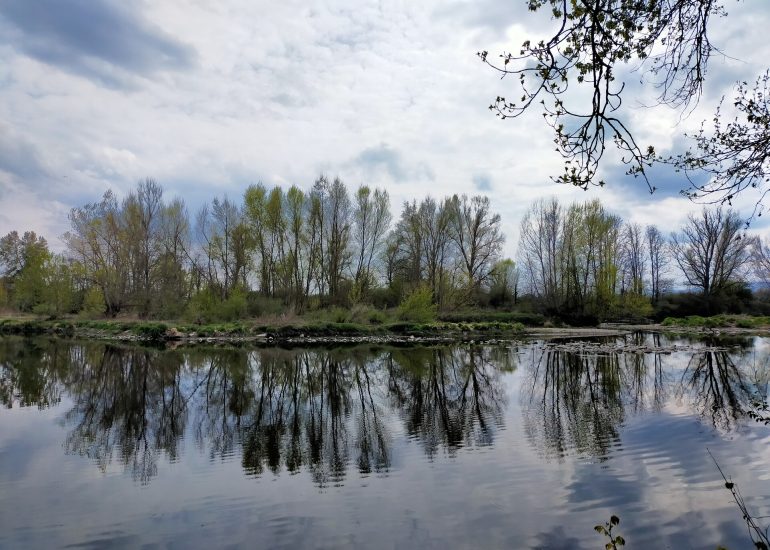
{"left": 480, "top": 0, "right": 770, "bottom": 211}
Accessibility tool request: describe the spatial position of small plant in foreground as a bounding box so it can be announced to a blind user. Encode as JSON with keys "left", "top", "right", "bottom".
{"left": 594, "top": 515, "right": 625, "bottom": 549}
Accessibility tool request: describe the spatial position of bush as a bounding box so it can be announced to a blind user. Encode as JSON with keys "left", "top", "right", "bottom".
{"left": 437, "top": 310, "right": 545, "bottom": 326}
{"left": 186, "top": 288, "right": 248, "bottom": 324}
{"left": 135, "top": 322, "right": 168, "bottom": 340}
{"left": 329, "top": 307, "right": 352, "bottom": 323}
{"left": 367, "top": 309, "right": 387, "bottom": 325}
{"left": 79, "top": 287, "right": 106, "bottom": 318}
{"left": 246, "top": 292, "right": 285, "bottom": 317}
{"left": 397, "top": 286, "right": 436, "bottom": 323}
{"left": 369, "top": 286, "right": 400, "bottom": 309}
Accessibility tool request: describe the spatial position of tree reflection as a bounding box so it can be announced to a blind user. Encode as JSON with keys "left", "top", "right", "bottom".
{"left": 522, "top": 334, "right": 764, "bottom": 459}
{"left": 0, "top": 337, "right": 66, "bottom": 409}
{"left": 522, "top": 347, "right": 625, "bottom": 461}
{"left": 0, "top": 340, "right": 510, "bottom": 486}
{"left": 4, "top": 335, "right": 770, "bottom": 484}
{"left": 63, "top": 345, "right": 187, "bottom": 484}
{"left": 386, "top": 346, "right": 507, "bottom": 458}
{"left": 677, "top": 348, "right": 752, "bottom": 431}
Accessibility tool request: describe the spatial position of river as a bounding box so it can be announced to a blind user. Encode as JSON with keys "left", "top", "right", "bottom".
{"left": 1, "top": 333, "right": 769, "bottom": 548}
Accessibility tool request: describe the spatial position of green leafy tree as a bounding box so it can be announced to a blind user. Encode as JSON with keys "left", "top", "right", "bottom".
{"left": 0, "top": 231, "right": 51, "bottom": 312}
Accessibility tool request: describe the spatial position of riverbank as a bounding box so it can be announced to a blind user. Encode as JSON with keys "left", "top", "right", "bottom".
{"left": 0, "top": 317, "right": 531, "bottom": 344}
{"left": 3, "top": 313, "right": 770, "bottom": 345}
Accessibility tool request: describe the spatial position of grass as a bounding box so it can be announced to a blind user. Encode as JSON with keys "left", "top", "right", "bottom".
{"left": 661, "top": 314, "right": 770, "bottom": 329}
{"left": 0, "top": 315, "right": 529, "bottom": 341}
{"left": 438, "top": 310, "right": 546, "bottom": 326}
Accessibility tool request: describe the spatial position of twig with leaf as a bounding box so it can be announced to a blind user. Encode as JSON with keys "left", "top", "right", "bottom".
{"left": 594, "top": 514, "right": 625, "bottom": 549}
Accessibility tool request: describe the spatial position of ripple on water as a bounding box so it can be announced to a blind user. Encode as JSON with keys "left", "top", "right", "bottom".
{"left": 2, "top": 336, "right": 770, "bottom": 549}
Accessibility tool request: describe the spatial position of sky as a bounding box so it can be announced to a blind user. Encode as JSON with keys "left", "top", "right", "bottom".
{"left": 1, "top": 0, "right": 770, "bottom": 256}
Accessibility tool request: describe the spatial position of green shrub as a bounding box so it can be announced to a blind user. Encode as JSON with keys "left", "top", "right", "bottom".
{"left": 80, "top": 287, "right": 105, "bottom": 318}
{"left": 397, "top": 286, "right": 436, "bottom": 323}
{"left": 135, "top": 322, "right": 168, "bottom": 340}
{"left": 367, "top": 309, "right": 387, "bottom": 325}
{"left": 185, "top": 288, "right": 248, "bottom": 324}
{"left": 329, "top": 307, "right": 352, "bottom": 323}
{"left": 437, "top": 310, "right": 545, "bottom": 326}
{"left": 246, "top": 292, "right": 285, "bottom": 317}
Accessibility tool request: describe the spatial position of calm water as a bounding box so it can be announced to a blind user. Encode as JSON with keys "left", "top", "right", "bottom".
{"left": 2, "top": 334, "right": 770, "bottom": 549}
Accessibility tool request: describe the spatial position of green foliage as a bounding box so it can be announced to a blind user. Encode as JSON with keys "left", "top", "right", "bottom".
{"left": 329, "top": 307, "right": 352, "bottom": 323}
{"left": 594, "top": 515, "right": 625, "bottom": 549}
{"left": 488, "top": 259, "right": 518, "bottom": 307}
{"left": 437, "top": 310, "right": 545, "bottom": 326}
{"left": 397, "top": 286, "right": 437, "bottom": 323}
{"left": 0, "top": 283, "right": 8, "bottom": 309}
{"left": 245, "top": 292, "right": 285, "bottom": 317}
{"left": 613, "top": 293, "right": 654, "bottom": 320}
{"left": 186, "top": 288, "right": 247, "bottom": 324}
{"left": 135, "top": 322, "right": 168, "bottom": 340}
{"left": 31, "top": 255, "right": 74, "bottom": 317}
{"left": 367, "top": 309, "right": 387, "bottom": 325}
{"left": 661, "top": 315, "right": 770, "bottom": 328}
{"left": 80, "top": 287, "right": 106, "bottom": 318}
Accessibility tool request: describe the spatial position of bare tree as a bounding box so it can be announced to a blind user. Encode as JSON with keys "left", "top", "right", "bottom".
{"left": 418, "top": 197, "right": 454, "bottom": 306}
{"left": 671, "top": 207, "right": 751, "bottom": 296}
{"left": 645, "top": 225, "right": 668, "bottom": 304}
{"left": 123, "top": 178, "right": 164, "bottom": 316}
{"left": 324, "top": 177, "right": 352, "bottom": 302}
{"left": 750, "top": 236, "right": 770, "bottom": 288}
{"left": 518, "top": 198, "right": 563, "bottom": 311}
{"left": 352, "top": 186, "right": 391, "bottom": 299}
{"left": 448, "top": 194, "right": 504, "bottom": 300}
{"left": 620, "top": 223, "right": 646, "bottom": 296}
{"left": 65, "top": 190, "right": 129, "bottom": 316}
{"left": 197, "top": 196, "right": 248, "bottom": 299}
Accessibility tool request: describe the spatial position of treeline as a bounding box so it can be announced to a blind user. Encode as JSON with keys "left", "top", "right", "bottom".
{"left": 0, "top": 177, "right": 509, "bottom": 320}
{"left": 3, "top": 178, "right": 769, "bottom": 323}
{"left": 518, "top": 197, "right": 767, "bottom": 322}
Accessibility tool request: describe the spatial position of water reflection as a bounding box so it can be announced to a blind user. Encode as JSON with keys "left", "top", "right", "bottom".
{"left": 521, "top": 333, "right": 763, "bottom": 460}
{"left": 1, "top": 335, "right": 767, "bottom": 484}
{"left": 0, "top": 339, "right": 510, "bottom": 485}
{"left": 4, "top": 335, "right": 770, "bottom": 549}
{"left": 677, "top": 347, "right": 753, "bottom": 431}
{"left": 522, "top": 345, "right": 624, "bottom": 460}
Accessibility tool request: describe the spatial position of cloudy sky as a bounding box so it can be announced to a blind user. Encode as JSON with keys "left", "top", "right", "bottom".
{"left": 1, "top": 0, "right": 769, "bottom": 255}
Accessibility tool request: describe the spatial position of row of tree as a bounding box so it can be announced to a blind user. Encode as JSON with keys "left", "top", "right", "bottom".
{"left": 2, "top": 177, "right": 769, "bottom": 321}
{"left": 518, "top": 197, "right": 764, "bottom": 320}
{"left": 0, "top": 177, "right": 507, "bottom": 318}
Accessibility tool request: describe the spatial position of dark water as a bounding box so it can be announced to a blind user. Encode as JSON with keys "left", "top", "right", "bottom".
{"left": 1, "top": 334, "right": 770, "bottom": 549}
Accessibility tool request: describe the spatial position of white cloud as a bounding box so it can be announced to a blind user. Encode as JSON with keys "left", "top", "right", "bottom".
{"left": 0, "top": 0, "right": 769, "bottom": 261}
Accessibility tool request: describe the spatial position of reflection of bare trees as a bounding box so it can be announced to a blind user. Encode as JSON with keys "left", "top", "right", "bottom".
{"left": 677, "top": 349, "right": 753, "bottom": 431}
{"left": 522, "top": 334, "right": 764, "bottom": 460}
{"left": 6, "top": 335, "right": 770, "bottom": 481}
{"left": 64, "top": 346, "right": 188, "bottom": 484}
{"left": 523, "top": 333, "right": 698, "bottom": 460}
{"left": 386, "top": 347, "right": 506, "bottom": 458}
{"left": 523, "top": 348, "right": 625, "bottom": 461}
{"left": 0, "top": 340, "right": 508, "bottom": 485}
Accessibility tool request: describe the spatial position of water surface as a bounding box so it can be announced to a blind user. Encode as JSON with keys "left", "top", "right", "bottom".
{"left": 2, "top": 334, "right": 770, "bottom": 549}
